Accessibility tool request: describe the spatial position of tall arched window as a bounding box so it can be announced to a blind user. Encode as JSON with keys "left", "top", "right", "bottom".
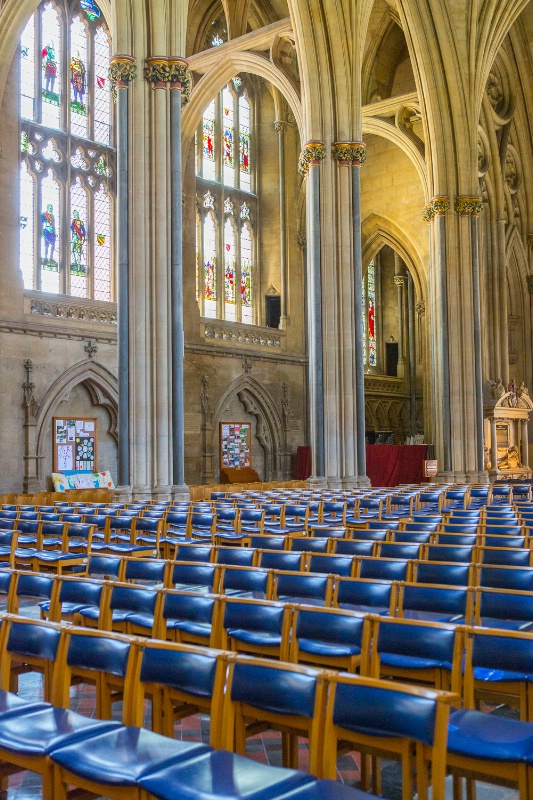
{"left": 19, "top": 0, "right": 114, "bottom": 300}
{"left": 363, "top": 259, "right": 378, "bottom": 368}
{"left": 195, "top": 76, "right": 256, "bottom": 323}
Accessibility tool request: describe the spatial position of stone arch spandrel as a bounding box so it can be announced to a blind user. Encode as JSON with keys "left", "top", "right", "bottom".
{"left": 210, "top": 375, "right": 286, "bottom": 481}
{"left": 35, "top": 360, "right": 118, "bottom": 477}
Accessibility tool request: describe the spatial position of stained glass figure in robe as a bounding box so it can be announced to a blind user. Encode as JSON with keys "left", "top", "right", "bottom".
{"left": 224, "top": 218, "right": 236, "bottom": 321}
{"left": 70, "top": 210, "right": 87, "bottom": 273}
{"left": 241, "top": 223, "right": 253, "bottom": 324}
{"left": 367, "top": 260, "right": 376, "bottom": 365}
{"left": 41, "top": 204, "right": 57, "bottom": 264}
{"left": 71, "top": 51, "right": 87, "bottom": 111}
{"left": 42, "top": 42, "right": 58, "bottom": 102}
{"left": 80, "top": 0, "right": 101, "bottom": 21}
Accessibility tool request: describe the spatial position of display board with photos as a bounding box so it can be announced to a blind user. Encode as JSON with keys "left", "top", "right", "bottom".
{"left": 220, "top": 422, "right": 252, "bottom": 469}
{"left": 53, "top": 417, "right": 98, "bottom": 473}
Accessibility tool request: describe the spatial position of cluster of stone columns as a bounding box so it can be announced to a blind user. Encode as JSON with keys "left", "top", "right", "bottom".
{"left": 299, "top": 140, "right": 369, "bottom": 486}
{"left": 108, "top": 54, "right": 191, "bottom": 499}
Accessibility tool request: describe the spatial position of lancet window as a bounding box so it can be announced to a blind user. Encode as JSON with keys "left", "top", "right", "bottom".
{"left": 195, "top": 77, "right": 255, "bottom": 323}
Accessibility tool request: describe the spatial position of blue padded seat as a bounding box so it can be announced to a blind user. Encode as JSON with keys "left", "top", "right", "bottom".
{"left": 447, "top": 708, "right": 533, "bottom": 760}
{"left": 224, "top": 601, "right": 286, "bottom": 650}
{"left": 400, "top": 584, "right": 469, "bottom": 623}
{"left": 140, "top": 645, "right": 220, "bottom": 700}
{"left": 0, "top": 706, "right": 121, "bottom": 756}
{"left": 307, "top": 555, "right": 353, "bottom": 576}
{"left": 290, "top": 538, "right": 329, "bottom": 553}
{"left": 137, "top": 749, "right": 313, "bottom": 800}
{"left": 40, "top": 579, "right": 104, "bottom": 619}
{"left": 50, "top": 726, "right": 208, "bottom": 786}
{"left": 275, "top": 572, "right": 331, "bottom": 606}
{"left": 175, "top": 544, "right": 213, "bottom": 563}
{"left": 163, "top": 592, "right": 216, "bottom": 642}
{"left": 478, "top": 548, "right": 531, "bottom": 567}
{"left": 414, "top": 562, "right": 470, "bottom": 586}
{"left": 477, "top": 589, "right": 533, "bottom": 631}
{"left": 294, "top": 608, "right": 365, "bottom": 659}
{"left": 171, "top": 563, "right": 218, "bottom": 592}
{"left": 273, "top": 781, "right": 380, "bottom": 800}
{"left": 123, "top": 558, "right": 167, "bottom": 584}
{"left": 358, "top": 558, "right": 409, "bottom": 581}
{"left": 335, "top": 578, "right": 394, "bottom": 615}
{"left": 0, "top": 689, "right": 48, "bottom": 717}
{"left": 221, "top": 567, "right": 271, "bottom": 599}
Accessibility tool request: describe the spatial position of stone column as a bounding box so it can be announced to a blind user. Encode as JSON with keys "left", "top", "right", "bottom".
{"left": 490, "top": 418, "right": 498, "bottom": 477}
{"left": 456, "top": 197, "right": 486, "bottom": 478}
{"left": 168, "top": 57, "right": 191, "bottom": 500}
{"left": 393, "top": 255, "right": 406, "bottom": 380}
{"left": 522, "top": 419, "right": 529, "bottom": 468}
{"left": 275, "top": 121, "right": 288, "bottom": 328}
{"left": 351, "top": 143, "right": 369, "bottom": 485}
{"left": 299, "top": 142, "right": 326, "bottom": 481}
{"left": 145, "top": 57, "right": 172, "bottom": 499}
{"left": 426, "top": 197, "right": 452, "bottom": 473}
{"left": 109, "top": 55, "right": 136, "bottom": 496}
{"left": 407, "top": 272, "right": 417, "bottom": 440}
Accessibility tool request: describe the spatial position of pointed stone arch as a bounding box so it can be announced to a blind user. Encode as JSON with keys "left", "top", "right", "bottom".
{"left": 210, "top": 375, "right": 287, "bottom": 481}
{"left": 24, "top": 360, "right": 118, "bottom": 490}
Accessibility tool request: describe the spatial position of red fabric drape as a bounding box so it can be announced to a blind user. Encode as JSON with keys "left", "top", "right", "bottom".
{"left": 295, "top": 446, "right": 312, "bottom": 480}
{"left": 366, "top": 444, "right": 428, "bottom": 487}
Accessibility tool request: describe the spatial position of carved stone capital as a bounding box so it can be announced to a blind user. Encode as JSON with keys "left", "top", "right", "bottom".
{"left": 415, "top": 301, "right": 426, "bottom": 316}
{"left": 298, "top": 141, "right": 326, "bottom": 176}
{"left": 332, "top": 141, "right": 366, "bottom": 166}
{"left": 527, "top": 275, "right": 533, "bottom": 294}
{"left": 144, "top": 56, "right": 171, "bottom": 88}
{"left": 432, "top": 196, "right": 451, "bottom": 216}
{"left": 455, "top": 196, "right": 484, "bottom": 216}
{"left": 422, "top": 204, "right": 435, "bottom": 224}
{"left": 274, "top": 121, "right": 287, "bottom": 134}
{"left": 168, "top": 57, "right": 191, "bottom": 105}
{"left": 527, "top": 234, "right": 533, "bottom": 248}
{"left": 393, "top": 276, "right": 405, "bottom": 287}
{"left": 109, "top": 55, "right": 137, "bottom": 90}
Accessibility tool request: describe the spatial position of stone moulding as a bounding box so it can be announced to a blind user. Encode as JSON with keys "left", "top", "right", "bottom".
{"left": 28, "top": 294, "right": 117, "bottom": 325}
{"left": 455, "top": 196, "right": 484, "bottom": 216}
{"left": 203, "top": 322, "right": 282, "bottom": 348}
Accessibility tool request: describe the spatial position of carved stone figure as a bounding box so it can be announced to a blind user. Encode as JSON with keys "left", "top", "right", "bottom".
{"left": 492, "top": 379, "right": 505, "bottom": 399}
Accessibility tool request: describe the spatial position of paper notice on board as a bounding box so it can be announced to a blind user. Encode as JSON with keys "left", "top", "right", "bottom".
{"left": 56, "top": 419, "right": 64, "bottom": 428}
{"left": 57, "top": 446, "right": 73, "bottom": 471}
{"left": 56, "top": 427, "right": 67, "bottom": 444}
{"left": 76, "top": 421, "right": 84, "bottom": 433}
{"left": 84, "top": 421, "right": 95, "bottom": 432}
{"left": 67, "top": 427, "right": 75, "bottom": 441}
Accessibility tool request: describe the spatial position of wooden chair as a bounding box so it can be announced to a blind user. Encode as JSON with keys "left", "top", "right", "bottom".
{"left": 222, "top": 655, "right": 329, "bottom": 774}
{"left": 321, "top": 673, "right": 455, "bottom": 800}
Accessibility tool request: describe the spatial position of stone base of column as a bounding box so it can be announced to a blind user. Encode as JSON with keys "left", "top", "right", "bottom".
{"left": 131, "top": 485, "right": 154, "bottom": 502}
{"left": 114, "top": 485, "right": 132, "bottom": 502}
{"left": 340, "top": 476, "right": 359, "bottom": 490}
{"left": 172, "top": 484, "right": 190, "bottom": 501}
{"left": 355, "top": 475, "right": 372, "bottom": 488}
{"left": 306, "top": 476, "right": 328, "bottom": 489}
{"left": 24, "top": 477, "right": 43, "bottom": 494}
{"left": 152, "top": 484, "right": 173, "bottom": 501}
{"left": 433, "top": 472, "right": 456, "bottom": 485}
{"left": 326, "top": 477, "right": 343, "bottom": 491}
{"left": 465, "top": 471, "right": 490, "bottom": 485}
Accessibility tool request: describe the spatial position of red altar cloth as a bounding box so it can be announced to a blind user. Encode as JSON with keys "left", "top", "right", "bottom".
{"left": 366, "top": 444, "right": 428, "bottom": 487}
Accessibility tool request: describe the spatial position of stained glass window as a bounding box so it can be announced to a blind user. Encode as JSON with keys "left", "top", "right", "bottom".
{"left": 202, "top": 100, "right": 216, "bottom": 181}
{"left": 41, "top": 3, "right": 61, "bottom": 128}
{"left": 70, "top": 15, "right": 88, "bottom": 137}
{"left": 20, "top": 15, "right": 35, "bottom": 120}
{"left": 224, "top": 219, "right": 236, "bottom": 321}
{"left": 19, "top": 1, "right": 114, "bottom": 301}
{"left": 241, "top": 222, "right": 253, "bottom": 324}
{"left": 195, "top": 77, "right": 255, "bottom": 324}
{"left": 203, "top": 213, "right": 217, "bottom": 319}
{"left": 20, "top": 162, "right": 34, "bottom": 289}
{"left": 222, "top": 87, "right": 235, "bottom": 186}
{"left": 239, "top": 95, "right": 251, "bottom": 191}
{"left": 40, "top": 169, "right": 60, "bottom": 292}
{"left": 363, "top": 260, "right": 377, "bottom": 367}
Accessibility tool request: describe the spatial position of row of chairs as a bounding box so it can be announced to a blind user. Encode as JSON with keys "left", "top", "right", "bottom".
{"left": 0, "top": 612, "right": 398, "bottom": 800}
{"left": 3, "top": 612, "right": 533, "bottom": 800}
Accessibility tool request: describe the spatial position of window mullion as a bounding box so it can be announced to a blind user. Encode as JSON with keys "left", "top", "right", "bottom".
{"left": 35, "top": 174, "right": 42, "bottom": 291}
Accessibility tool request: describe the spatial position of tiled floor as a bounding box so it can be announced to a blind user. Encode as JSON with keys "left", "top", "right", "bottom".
{"left": 0, "top": 600, "right": 522, "bottom": 800}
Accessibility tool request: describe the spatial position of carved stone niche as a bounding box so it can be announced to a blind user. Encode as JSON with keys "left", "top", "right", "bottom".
{"left": 394, "top": 105, "right": 425, "bottom": 156}
{"left": 486, "top": 63, "right": 516, "bottom": 127}
{"left": 484, "top": 381, "right": 533, "bottom": 479}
